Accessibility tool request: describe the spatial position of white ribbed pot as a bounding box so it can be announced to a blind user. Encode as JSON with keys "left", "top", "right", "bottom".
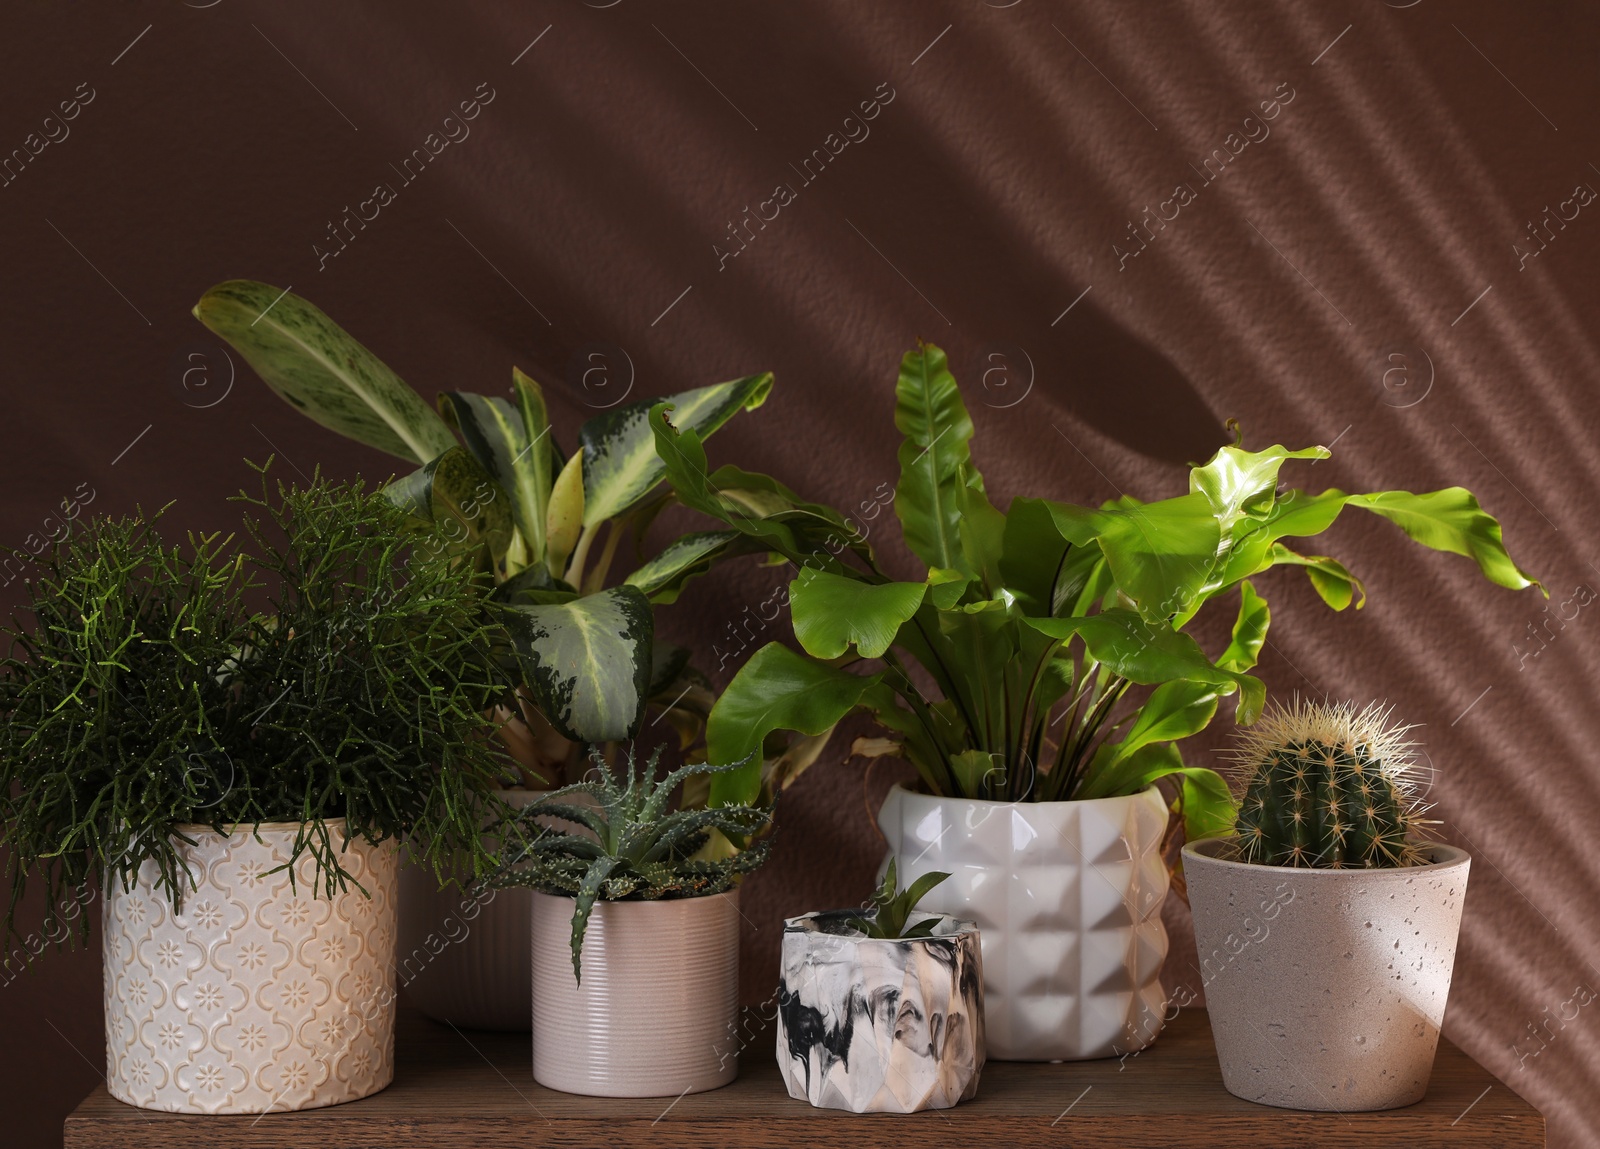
{"left": 776, "top": 910, "right": 985, "bottom": 1112}
{"left": 1183, "top": 837, "right": 1470, "bottom": 1111}
{"left": 877, "top": 785, "right": 1170, "bottom": 1061}
{"left": 102, "top": 819, "right": 397, "bottom": 1114}
{"left": 530, "top": 888, "right": 741, "bottom": 1096}
{"left": 397, "top": 789, "right": 543, "bottom": 1031}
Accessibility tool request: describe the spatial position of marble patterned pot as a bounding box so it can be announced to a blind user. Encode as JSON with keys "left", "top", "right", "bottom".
{"left": 1183, "top": 837, "right": 1471, "bottom": 1110}
{"left": 530, "top": 888, "right": 741, "bottom": 1096}
{"left": 103, "top": 819, "right": 397, "bottom": 1113}
{"left": 396, "top": 789, "right": 543, "bottom": 1031}
{"left": 776, "top": 910, "right": 985, "bottom": 1112}
{"left": 877, "top": 784, "right": 1170, "bottom": 1061}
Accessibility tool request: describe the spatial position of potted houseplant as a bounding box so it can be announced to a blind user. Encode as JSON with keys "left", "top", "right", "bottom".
{"left": 0, "top": 470, "right": 511, "bottom": 1114}
{"left": 647, "top": 341, "right": 1538, "bottom": 1060}
{"left": 777, "top": 861, "right": 984, "bottom": 1113}
{"left": 1183, "top": 700, "right": 1469, "bottom": 1110}
{"left": 486, "top": 746, "right": 772, "bottom": 1097}
{"left": 194, "top": 281, "right": 851, "bottom": 1029}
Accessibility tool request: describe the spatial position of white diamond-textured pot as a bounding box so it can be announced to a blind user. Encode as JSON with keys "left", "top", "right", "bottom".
{"left": 396, "top": 789, "right": 543, "bottom": 1031}
{"left": 776, "top": 910, "right": 985, "bottom": 1112}
{"left": 103, "top": 819, "right": 398, "bottom": 1114}
{"left": 877, "top": 785, "right": 1170, "bottom": 1061}
{"left": 530, "top": 888, "right": 741, "bottom": 1096}
{"left": 1182, "top": 837, "right": 1471, "bottom": 1111}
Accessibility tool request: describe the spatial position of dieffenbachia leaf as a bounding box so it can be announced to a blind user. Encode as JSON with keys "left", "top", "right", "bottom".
{"left": 383, "top": 446, "right": 513, "bottom": 575}
{"left": 789, "top": 568, "right": 926, "bottom": 659}
{"left": 437, "top": 373, "right": 553, "bottom": 560}
{"left": 545, "top": 453, "right": 584, "bottom": 577}
{"left": 893, "top": 343, "right": 978, "bottom": 575}
{"left": 705, "top": 642, "right": 879, "bottom": 806}
{"left": 625, "top": 530, "right": 754, "bottom": 604}
{"left": 579, "top": 373, "right": 773, "bottom": 527}
{"left": 193, "top": 280, "right": 457, "bottom": 464}
{"left": 496, "top": 584, "right": 653, "bottom": 743}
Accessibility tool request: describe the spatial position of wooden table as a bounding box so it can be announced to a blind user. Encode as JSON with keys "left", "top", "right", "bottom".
{"left": 65, "top": 1007, "right": 1543, "bottom": 1148}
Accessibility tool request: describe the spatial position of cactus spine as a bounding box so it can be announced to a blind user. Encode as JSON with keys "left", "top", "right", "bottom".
{"left": 1230, "top": 700, "right": 1430, "bottom": 869}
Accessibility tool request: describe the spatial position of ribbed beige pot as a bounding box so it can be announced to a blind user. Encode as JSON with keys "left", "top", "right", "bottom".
{"left": 102, "top": 820, "right": 397, "bottom": 1113}
{"left": 1183, "top": 837, "right": 1471, "bottom": 1111}
{"left": 397, "top": 789, "right": 543, "bottom": 1031}
{"left": 530, "top": 889, "right": 741, "bottom": 1096}
{"left": 878, "top": 785, "right": 1170, "bottom": 1060}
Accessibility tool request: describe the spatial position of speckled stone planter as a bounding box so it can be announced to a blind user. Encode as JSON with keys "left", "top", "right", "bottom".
{"left": 776, "top": 910, "right": 985, "bottom": 1113}
{"left": 878, "top": 785, "right": 1170, "bottom": 1060}
{"left": 103, "top": 820, "right": 397, "bottom": 1114}
{"left": 1182, "top": 837, "right": 1471, "bottom": 1111}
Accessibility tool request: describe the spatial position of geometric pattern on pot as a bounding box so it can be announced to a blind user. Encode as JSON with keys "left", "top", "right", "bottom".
{"left": 777, "top": 910, "right": 985, "bottom": 1112}
{"left": 1182, "top": 837, "right": 1471, "bottom": 1111}
{"left": 102, "top": 820, "right": 398, "bottom": 1114}
{"left": 878, "top": 785, "right": 1169, "bottom": 1061}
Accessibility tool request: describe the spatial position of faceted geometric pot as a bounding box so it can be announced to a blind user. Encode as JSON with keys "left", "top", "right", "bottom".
{"left": 1182, "top": 837, "right": 1471, "bottom": 1110}
{"left": 530, "top": 888, "right": 741, "bottom": 1096}
{"left": 877, "top": 785, "right": 1170, "bottom": 1060}
{"left": 396, "top": 789, "right": 543, "bottom": 1031}
{"left": 102, "top": 819, "right": 397, "bottom": 1113}
{"left": 776, "top": 909, "right": 985, "bottom": 1113}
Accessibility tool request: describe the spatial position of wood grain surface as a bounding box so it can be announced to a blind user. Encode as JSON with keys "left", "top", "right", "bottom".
{"left": 64, "top": 1007, "right": 1543, "bottom": 1148}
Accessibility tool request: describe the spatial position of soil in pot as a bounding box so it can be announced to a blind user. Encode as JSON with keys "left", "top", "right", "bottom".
{"left": 1182, "top": 836, "right": 1470, "bottom": 1111}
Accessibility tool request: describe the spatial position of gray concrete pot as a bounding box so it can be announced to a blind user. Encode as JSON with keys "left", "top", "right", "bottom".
{"left": 1182, "top": 837, "right": 1470, "bottom": 1111}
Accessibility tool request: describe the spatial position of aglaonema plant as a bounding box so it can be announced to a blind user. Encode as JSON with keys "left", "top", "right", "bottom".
{"left": 193, "top": 281, "right": 858, "bottom": 789}
{"left": 647, "top": 341, "right": 1540, "bottom": 838}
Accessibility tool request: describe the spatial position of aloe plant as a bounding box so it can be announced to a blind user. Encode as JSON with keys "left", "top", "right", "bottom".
{"left": 649, "top": 342, "right": 1540, "bottom": 837}
{"left": 194, "top": 282, "right": 853, "bottom": 786}
{"left": 488, "top": 746, "right": 772, "bottom": 980}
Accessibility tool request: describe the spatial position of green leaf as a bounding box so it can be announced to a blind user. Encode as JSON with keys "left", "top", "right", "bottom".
{"left": 437, "top": 377, "right": 553, "bottom": 560}
{"left": 383, "top": 447, "right": 513, "bottom": 576}
{"left": 705, "top": 643, "right": 879, "bottom": 806}
{"left": 1175, "top": 766, "right": 1235, "bottom": 841}
{"left": 1218, "top": 580, "right": 1269, "bottom": 671}
{"left": 1026, "top": 610, "right": 1239, "bottom": 690}
{"left": 624, "top": 531, "right": 752, "bottom": 604}
{"left": 1046, "top": 494, "right": 1222, "bottom": 623}
{"left": 999, "top": 497, "right": 1072, "bottom": 616}
{"left": 1341, "top": 488, "right": 1543, "bottom": 593}
{"left": 193, "top": 280, "right": 458, "bottom": 464}
{"left": 496, "top": 585, "right": 654, "bottom": 743}
{"left": 893, "top": 343, "right": 979, "bottom": 574}
{"left": 580, "top": 374, "right": 773, "bottom": 527}
{"left": 1189, "top": 444, "right": 1329, "bottom": 534}
{"left": 1269, "top": 545, "right": 1365, "bottom": 610}
{"left": 789, "top": 568, "right": 925, "bottom": 659}
{"left": 545, "top": 453, "right": 584, "bottom": 576}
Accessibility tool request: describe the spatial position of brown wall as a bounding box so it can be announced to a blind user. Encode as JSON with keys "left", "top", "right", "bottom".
{"left": 3, "top": 1, "right": 1598, "bottom": 1144}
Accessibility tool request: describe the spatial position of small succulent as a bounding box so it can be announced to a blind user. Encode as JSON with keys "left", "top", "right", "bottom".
{"left": 490, "top": 746, "right": 772, "bottom": 980}
{"left": 1228, "top": 699, "right": 1432, "bottom": 869}
{"left": 846, "top": 859, "right": 952, "bottom": 939}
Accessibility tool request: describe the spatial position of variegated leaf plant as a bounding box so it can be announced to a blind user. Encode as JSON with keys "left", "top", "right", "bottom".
{"left": 193, "top": 280, "right": 849, "bottom": 792}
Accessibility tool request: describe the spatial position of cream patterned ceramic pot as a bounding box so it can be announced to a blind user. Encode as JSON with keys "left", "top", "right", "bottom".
{"left": 878, "top": 785, "right": 1170, "bottom": 1061}
{"left": 102, "top": 820, "right": 397, "bottom": 1113}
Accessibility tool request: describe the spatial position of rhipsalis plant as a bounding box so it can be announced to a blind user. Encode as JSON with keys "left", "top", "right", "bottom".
{"left": 1229, "top": 700, "right": 1431, "bottom": 868}
{"left": 0, "top": 468, "right": 515, "bottom": 945}
{"left": 193, "top": 281, "right": 856, "bottom": 789}
{"left": 489, "top": 746, "right": 773, "bottom": 981}
{"left": 846, "top": 859, "right": 952, "bottom": 940}
{"left": 649, "top": 341, "right": 1540, "bottom": 839}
